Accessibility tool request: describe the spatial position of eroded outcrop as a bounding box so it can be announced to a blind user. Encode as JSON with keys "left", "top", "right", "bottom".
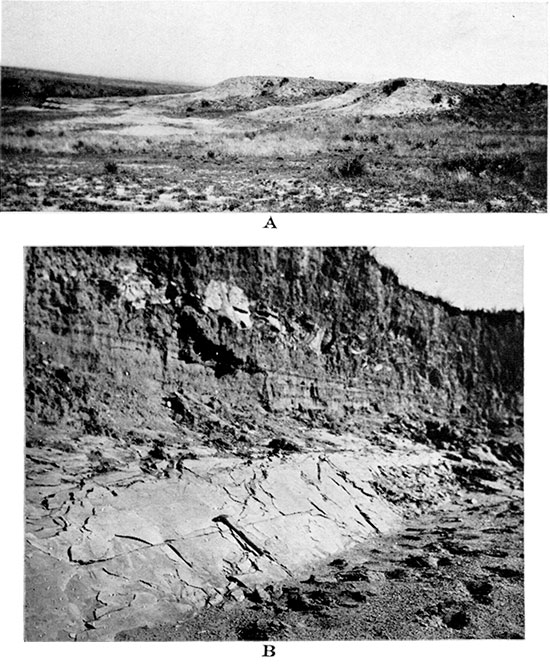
{"left": 24, "top": 248, "right": 523, "bottom": 641}
{"left": 25, "top": 247, "right": 522, "bottom": 429}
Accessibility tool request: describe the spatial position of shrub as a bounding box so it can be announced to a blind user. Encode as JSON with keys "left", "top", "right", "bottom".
{"left": 25, "top": 128, "right": 36, "bottom": 137}
{"left": 104, "top": 160, "right": 118, "bottom": 175}
{"left": 431, "top": 93, "right": 442, "bottom": 104}
{"left": 328, "top": 154, "right": 365, "bottom": 178}
{"left": 382, "top": 78, "right": 407, "bottom": 96}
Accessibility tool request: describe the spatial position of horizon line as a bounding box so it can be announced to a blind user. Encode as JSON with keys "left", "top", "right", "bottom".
{"left": 1, "top": 63, "right": 548, "bottom": 90}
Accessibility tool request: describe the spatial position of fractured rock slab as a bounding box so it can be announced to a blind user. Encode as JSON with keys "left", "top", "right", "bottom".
{"left": 25, "top": 438, "right": 455, "bottom": 641}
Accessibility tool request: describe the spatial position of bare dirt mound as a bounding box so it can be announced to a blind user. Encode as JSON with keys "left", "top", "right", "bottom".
{"left": 252, "top": 78, "right": 468, "bottom": 120}
{"left": 140, "top": 75, "right": 356, "bottom": 115}
{"left": 190, "top": 75, "right": 355, "bottom": 102}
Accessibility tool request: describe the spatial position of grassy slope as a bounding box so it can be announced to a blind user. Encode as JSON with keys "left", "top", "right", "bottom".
{"left": 0, "top": 65, "right": 201, "bottom": 106}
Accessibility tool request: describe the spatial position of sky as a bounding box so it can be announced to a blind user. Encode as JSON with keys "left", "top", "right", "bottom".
{"left": 1, "top": 2, "right": 547, "bottom": 85}
{"left": 372, "top": 247, "right": 523, "bottom": 311}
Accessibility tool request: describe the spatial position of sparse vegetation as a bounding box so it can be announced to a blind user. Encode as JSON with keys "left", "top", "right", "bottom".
{"left": 441, "top": 153, "right": 526, "bottom": 179}
{"left": 1, "top": 69, "right": 546, "bottom": 211}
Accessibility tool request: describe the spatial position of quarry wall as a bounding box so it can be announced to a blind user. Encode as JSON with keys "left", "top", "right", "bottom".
{"left": 25, "top": 247, "right": 523, "bottom": 436}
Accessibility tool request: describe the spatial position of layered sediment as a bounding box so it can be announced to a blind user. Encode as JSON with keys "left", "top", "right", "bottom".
{"left": 24, "top": 247, "right": 523, "bottom": 640}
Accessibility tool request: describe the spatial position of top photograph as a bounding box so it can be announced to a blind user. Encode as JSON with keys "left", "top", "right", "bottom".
{"left": 1, "top": 1, "right": 547, "bottom": 212}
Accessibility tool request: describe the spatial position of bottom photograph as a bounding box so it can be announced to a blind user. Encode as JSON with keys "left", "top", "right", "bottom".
{"left": 24, "top": 246, "right": 523, "bottom": 642}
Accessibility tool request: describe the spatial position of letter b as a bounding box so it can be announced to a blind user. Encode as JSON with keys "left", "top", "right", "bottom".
{"left": 263, "top": 644, "right": 276, "bottom": 657}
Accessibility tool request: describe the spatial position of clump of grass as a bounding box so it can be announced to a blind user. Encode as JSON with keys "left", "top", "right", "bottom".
{"left": 1, "top": 133, "right": 75, "bottom": 154}
{"left": 453, "top": 166, "right": 471, "bottom": 183}
{"left": 104, "top": 160, "right": 118, "bottom": 175}
{"left": 202, "top": 131, "right": 324, "bottom": 158}
{"left": 328, "top": 154, "right": 365, "bottom": 178}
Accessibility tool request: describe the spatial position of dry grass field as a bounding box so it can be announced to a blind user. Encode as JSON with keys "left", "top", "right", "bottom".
{"left": 1, "top": 68, "right": 546, "bottom": 211}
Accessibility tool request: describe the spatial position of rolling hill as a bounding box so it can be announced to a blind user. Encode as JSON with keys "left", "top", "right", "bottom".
{"left": 139, "top": 74, "right": 546, "bottom": 125}
{"left": 0, "top": 65, "right": 201, "bottom": 107}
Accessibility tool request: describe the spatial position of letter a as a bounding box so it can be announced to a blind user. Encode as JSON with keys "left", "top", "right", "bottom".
{"left": 264, "top": 216, "right": 277, "bottom": 229}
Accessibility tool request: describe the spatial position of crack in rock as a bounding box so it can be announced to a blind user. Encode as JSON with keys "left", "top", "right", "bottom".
{"left": 354, "top": 505, "right": 382, "bottom": 533}
{"left": 212, "top": 514, "right": 266, "bottom": 557}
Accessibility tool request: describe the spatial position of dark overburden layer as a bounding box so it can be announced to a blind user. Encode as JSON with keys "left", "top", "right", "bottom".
{"left": 25, "top": 247, "right": 523, "bottom": 435}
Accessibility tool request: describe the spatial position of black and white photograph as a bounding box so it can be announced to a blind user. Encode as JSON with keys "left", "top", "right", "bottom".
{"left": 24, "top": 246, "right": 524, "bottom": 642}
{"left": 1, "top": 1, "right": 547, "bottom": 212}
{"left": 4, "top": 0, "right": 546, "bottom": 657}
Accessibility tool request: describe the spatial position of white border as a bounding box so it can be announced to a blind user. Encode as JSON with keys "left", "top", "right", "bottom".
{"left": 2, "top": 0, "right": 549, "bottom": 662}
